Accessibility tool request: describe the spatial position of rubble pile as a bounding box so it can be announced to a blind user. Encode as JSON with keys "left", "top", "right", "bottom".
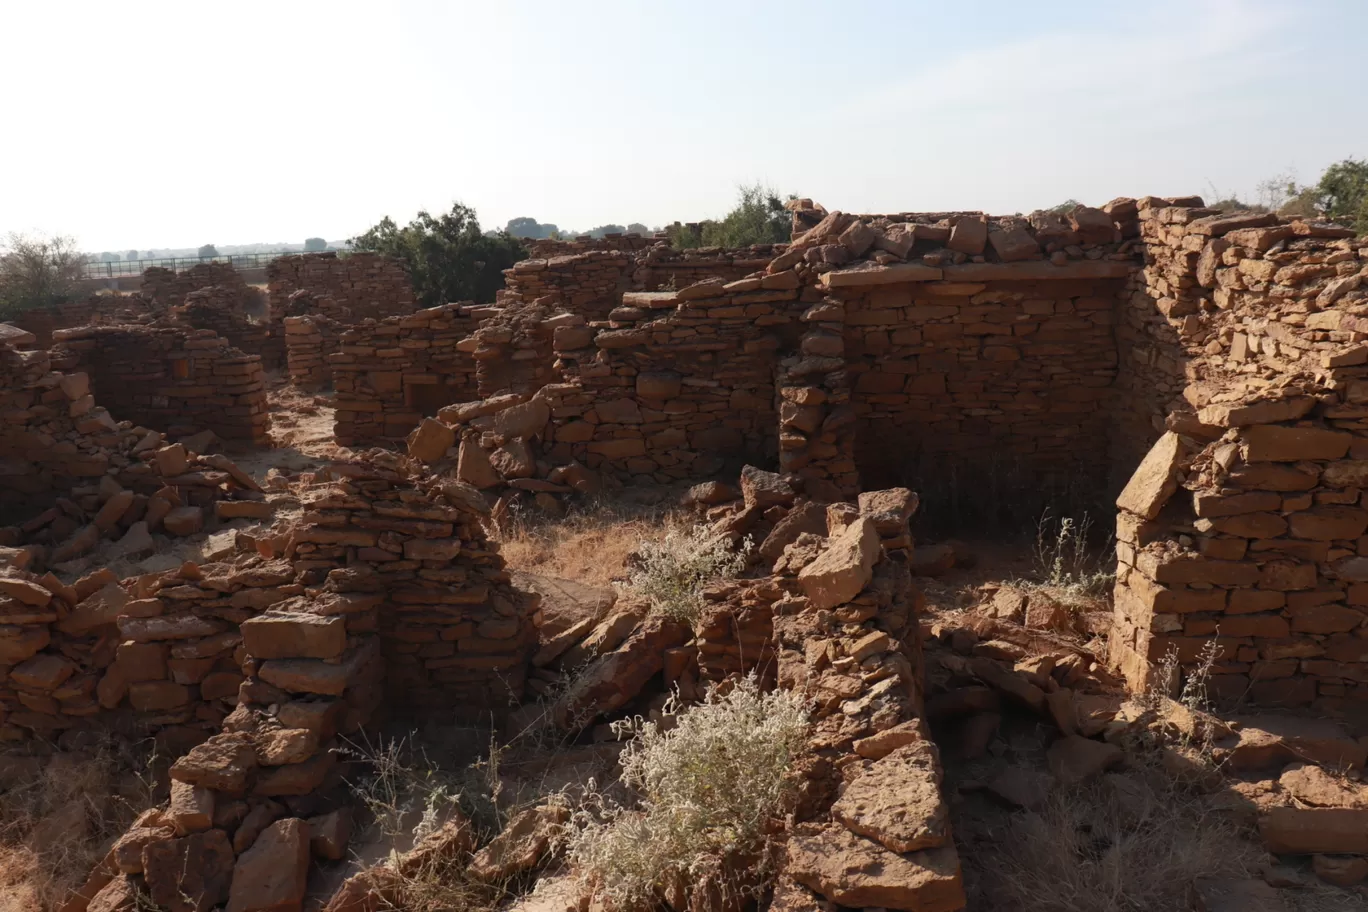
{"left": 1, "top": 326, "right": 265, "bottom": 563}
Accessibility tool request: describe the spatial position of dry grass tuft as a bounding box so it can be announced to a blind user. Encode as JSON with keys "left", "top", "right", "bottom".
{"left": 0, "top": 736, "right": 158, "bottom": 912}
{"left": 974, "top": 765, "right": 1261, "bottom": 912}
{"left": 496, "top": 496, "right": 680, "bottom": 587}
{"left": 569, "top": 676, "right": 808, "bottom": 910}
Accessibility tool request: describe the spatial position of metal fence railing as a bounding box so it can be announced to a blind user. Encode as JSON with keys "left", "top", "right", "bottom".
{"left": 81, "top": 251, "right": 301, "bottom": 280}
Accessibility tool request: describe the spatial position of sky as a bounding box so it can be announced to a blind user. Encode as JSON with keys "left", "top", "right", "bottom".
{"left": 2, "top": 0, "right": 1366, "bottom": 253}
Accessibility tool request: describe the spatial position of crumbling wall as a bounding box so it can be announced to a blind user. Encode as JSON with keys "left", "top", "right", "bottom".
{"left": 267, "top": 252, "right": 416, "bottom": 323}
{"left": 632, "top": 244, "right": 784, "bottom": 292}
{"left": 331, "top": 305, "right": 484, "bottom": 446}
{"left": 502, "top": 251, "right": 632, "bottom": 321}
{"left": 332, "top": 303, "right": 567, "bottom": 448}
{"left": 58, "top": 463, "right": 539, "bottom": 912}
{"left": 545, "top": 277, "right": 809, "bottom": 483}
{"left": 175, "top": 286, "right": 270, "bottom": 359}
{"left": 52, "top": 324, "right": 269, "bottom": 445}
{"left": 142, "top": 262, "right": 247, "bottom": 309}
{"left": 1110, "top": 203, "right": 1368, "bottom": 712}
{"left": 284, "top": 314, "right": 344, "bottom": 390}
{"left": 521, "top": 234, "right": 659, "bottom": 257}
{"left": 7, "top": 295, "right": 160, "bottom": 348}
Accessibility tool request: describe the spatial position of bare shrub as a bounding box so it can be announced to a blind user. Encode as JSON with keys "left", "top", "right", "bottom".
{"left": 0, "top": 736, "right": 158, "bottom": 911}
{"left": 495, "top": 496, "right": 677, "bottom": 588}
{"left": 569, "top": 676, "right": 808, "bottom": 909}
{"left": 975, "top": 767, "right": 1262, "bottom": 912}
{"left": 0, "top": 232, "right": 86, "bottom": 319}
{"left": 623, "top": 526, "right": 749, "bottom": 625}
{"left": 1021, "top": 511, "right": 1114, "bottom": 608}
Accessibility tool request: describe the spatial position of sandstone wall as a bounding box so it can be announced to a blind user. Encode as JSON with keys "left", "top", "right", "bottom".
{"left": 330, "top": 305, "right": 484, "bottom": 447}
{"left": 521, "top": 234, "right": 659, "bottom": 257}
{"left": 1110, "top": 203, "right": 1368, "bottom": 712}
{"left": 502, "top": 251, "right": 632, "bottom": 320}
{"left": 175, "top": 286, "right": 270, "bottom": 362}
{"left": 52, "top": 324, "right": 269, "bottom": 445}
{"left": 827, "top": 270, "right": 1128, "bottom": 522}
{"left": 545, "top": 277, "right": 811, "bottom": 483}
{"left": 7, "top": 295, "right": 161, "bottom": 349}
{"left": 267, "top": 252, "right": 416, "bottom": 323}
{"left": 331, "top": 303, "right": 568, "bottom": 448}
{"left": 632, "top": 244, "right": 784, "bottom": 292}
{"left": 142, "top": 262, "right": 246, "bottom": 309}
{"left": 284, "top": 314, "right": 343, "bottom": 391}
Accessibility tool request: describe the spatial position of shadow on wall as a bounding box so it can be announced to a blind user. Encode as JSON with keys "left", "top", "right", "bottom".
{"left": 855, "top": 423, "right": 1115, "bottom": 540}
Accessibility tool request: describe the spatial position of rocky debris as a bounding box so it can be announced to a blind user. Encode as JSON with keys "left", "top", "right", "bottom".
{"left": 831, "top": 738, "right": 949, "bottom": 853}
{"left": 785, "top": 825, "right": 966, "bottom": 912}
{"left": 227, "top": 817, "right": 311, "bottom": 912}
{"left": 1047, "top": 735, "right": 1123, "bottom": 785}
{"left": 0, "top": 332, "right": 269, "bottom": 570}
{"left": 798, "top": 517, "right": 880, "bottom": 611}
{"left": 468, "top": 803, "right": 568, "bottom": 882}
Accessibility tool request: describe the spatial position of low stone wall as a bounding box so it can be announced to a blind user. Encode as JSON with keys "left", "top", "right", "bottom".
{"left": 502, "top": 251, "right": 631, "bottom": 320}
{"left": 521, "top": 234, "right": 659, "bottom": 257}
{"left": 283, "top": 314, "right": 343, "bottom": 390}
{"left": 544, "top": 277, "right": 808, "bottom": 483}
{"left": 59, "top": 461, "right": 539, "bottom": 911}
{"left": 267, "top": 252, "right": 416, "bottom": 323}
{"left": 52, "top": 324, "right": 269, "bottom": 445}
{"left": 632, "top": 244, "right": 784, "bottom": 292}
{"left": 7, "top": 295, "right": 159, "bottom": 348}
{"left": 142, "top": 262, "right": 247, "bottom": 309}
{"left": 176, "top": 286, "right": 271, "bottom": 363}
{"left": 1, "top": 328, "right": 256, "bottom": 540}
{"left": 330, "top": 304, "right": 484, "bottom": 446}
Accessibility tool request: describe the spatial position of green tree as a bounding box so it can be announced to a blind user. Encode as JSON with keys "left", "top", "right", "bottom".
{"left": 126, "top": 249, "right": 139, "bottom": 261}
{"left": 304, "top": 237, "right": 328, "bottom": 252}
{"left": 0, "top": 232, "right": 86, "bottom": 318}
{"left": 197, "top": 244, "right": 218, "bottom": 259}
{"left": 350, "top": 201, "right": 526, "bottom": 306}
{"left": 673, "top": 183, "right": 795, "bottom": 250}
{"left": 1314, "top": 158, "right": 1368, "bottom": 227}
{"left": 627, "top": 222, "right": 650, "bottom": 236}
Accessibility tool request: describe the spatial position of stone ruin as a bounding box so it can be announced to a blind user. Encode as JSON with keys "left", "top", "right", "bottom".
{"left": 1, "top": 196, "right": 1367, "bottom": 910}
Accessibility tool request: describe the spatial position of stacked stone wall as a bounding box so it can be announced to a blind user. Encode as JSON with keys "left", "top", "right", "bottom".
{"left": 142, "top": 262, "right": 247, "bottom": 309}
{"left": 502, "top": 251, "right": 632, "bottom": 320}
{"left": 284, "top": 314, "right": 344, "bottom": 390}
{"left": 521, "top": 234, "right": 659, "bottom": 257}
{"left": 175, "top": 286, "right": 270, "bottom": 361}
{"left": 8, "top": 295, "right": 160, "bottom": 348}
{"left": 52, "top": 324, "right": 269, "bottom": 445}
{"left": 330, "top": 305, "right": 484, "bottom": 446}
{"left": 332, "top": 303, "right": 567, "bottom": 448}
{"left": 1110, "top": 203, "right": 1368, "bottom": 712}
{"left": 829, "top": 271, "right": 1128, "bottom": 517}
{"left": 267, "top": 252, "right": 416, "bottom": 323}
{"left": 545, "top": 277, "right": 810, "bottom": 483}
{"left": 632, "top": 244, "right": 783, "bottom": 292}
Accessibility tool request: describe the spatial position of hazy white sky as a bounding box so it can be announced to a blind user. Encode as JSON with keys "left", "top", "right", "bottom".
{"left": 2, "top": 0, "right": 1365, "bottom": 252}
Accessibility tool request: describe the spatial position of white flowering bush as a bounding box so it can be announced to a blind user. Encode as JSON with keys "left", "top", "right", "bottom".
{"left": 569, "top": 676, "right": 808, "bottom": 908}
{"left": 623, "top": 526, "right": 749, "bottom": 624}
